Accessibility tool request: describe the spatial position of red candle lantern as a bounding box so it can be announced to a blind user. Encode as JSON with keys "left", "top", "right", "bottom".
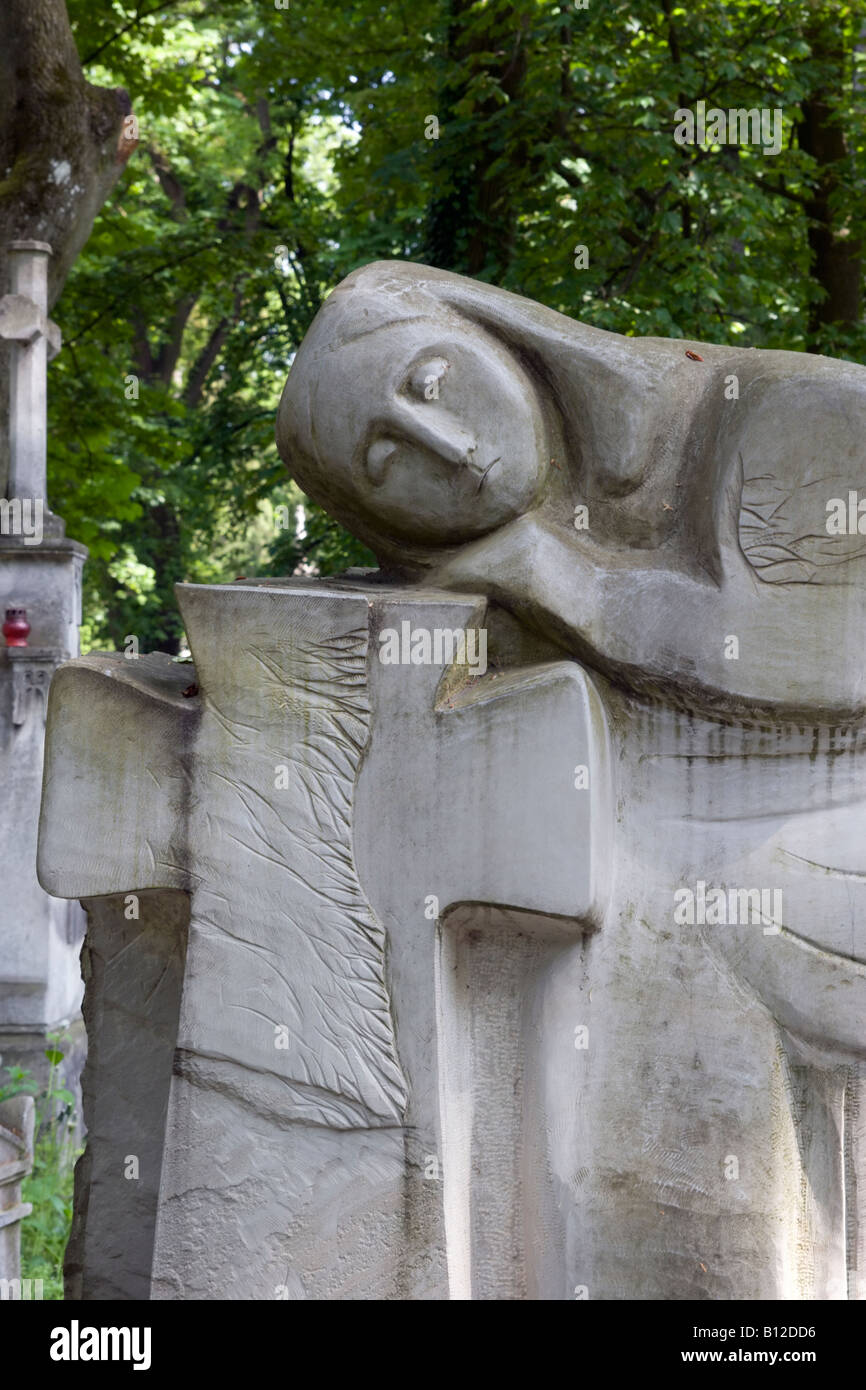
{"left": 3, "top": 607, "right": 30, "bottom": 647}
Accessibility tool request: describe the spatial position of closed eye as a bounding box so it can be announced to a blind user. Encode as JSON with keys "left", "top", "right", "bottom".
{"left": 406, "top": 356, "right": 450, "bottom": 400}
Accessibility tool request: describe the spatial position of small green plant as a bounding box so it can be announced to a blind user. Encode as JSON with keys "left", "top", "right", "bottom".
{"left": 0, "top": 1033, "right": 81, "bottom": 1300}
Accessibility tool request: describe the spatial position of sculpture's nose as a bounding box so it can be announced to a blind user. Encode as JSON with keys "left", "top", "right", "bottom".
{"left": 388, "top": 399, "right": 481, "bottom": 474}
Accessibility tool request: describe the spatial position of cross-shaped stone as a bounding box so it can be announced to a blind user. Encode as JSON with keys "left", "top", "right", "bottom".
{"left": 37, "top": 578, "right": 610, "bottom": 1299}
{"left": 0, "top": 241, "right": 61, "bottom": 506}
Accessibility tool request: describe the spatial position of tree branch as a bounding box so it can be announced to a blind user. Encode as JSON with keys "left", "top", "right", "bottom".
{"left": 66, "top": 241, "right": 220, "bottom": 346}
{"left": 81, "top": 0, "right": 187, "bottom": 67}
{"left": 183, "top": 290, "right": 242, "bottom": 408}
{"left": 148, "top": 146, "right": 188, "bottom": 220}
{"left": 156, "top": 293, "right": 198, "bottom": 384}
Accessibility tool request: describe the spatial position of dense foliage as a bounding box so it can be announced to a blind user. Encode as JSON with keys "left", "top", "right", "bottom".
{"left": 47, "top": 0, "right": 865, "bottom": 651}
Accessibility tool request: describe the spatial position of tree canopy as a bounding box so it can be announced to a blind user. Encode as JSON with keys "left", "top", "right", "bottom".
{"left": 32, "top": 0, "right": 866, "bottom": 651}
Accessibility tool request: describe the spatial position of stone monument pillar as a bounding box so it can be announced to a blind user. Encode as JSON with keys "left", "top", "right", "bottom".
{"left": 0, "top": 240, "right": 86, "bottom": 1093}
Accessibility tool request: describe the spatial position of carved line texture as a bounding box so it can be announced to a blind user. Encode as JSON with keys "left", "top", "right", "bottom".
{"left": 740, "top": 470, "right": 866, "bottom": 586}
{"left": 190, "top": 618, "right": 408, "bottom": 1130}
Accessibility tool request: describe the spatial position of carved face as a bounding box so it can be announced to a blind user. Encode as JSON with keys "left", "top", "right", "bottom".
{"left": 354, "top": 331, "right": 549, "bottom": 542}
{"left": 278, "top": 312, "right": 549, "bottom": 549}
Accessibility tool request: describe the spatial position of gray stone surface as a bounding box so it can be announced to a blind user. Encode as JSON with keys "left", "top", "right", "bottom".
{"left": 64, "top": 891, "right": 188, "bottom": 1301}
{"left": 37, "top": 262, "right": 866, "bottom": 1299}
{"left": 0, "top": 539, "right": 86, "bottom": 1088}
{"left": 2, "top": 241, "right": 61, "bottom": 504}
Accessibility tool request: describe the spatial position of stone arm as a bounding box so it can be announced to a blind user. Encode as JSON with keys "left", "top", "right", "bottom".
{"left": 431, "top": 375, "right": 866, "bottom": 722}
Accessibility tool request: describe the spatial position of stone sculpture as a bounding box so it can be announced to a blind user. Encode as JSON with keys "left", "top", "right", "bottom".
{"left": 279, "top": 259, "right": 866, "bottom": 717}
{"left": 38, "top": 261, "right": 866, "bottom": 1299}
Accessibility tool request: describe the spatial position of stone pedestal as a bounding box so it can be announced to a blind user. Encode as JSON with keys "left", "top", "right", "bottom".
{"left": 38, "top": 580, "right": 609, "bottom": 1298}
{"left": 36, "top": 577, "right": 866, "bottom": 1299}
{"left": 0, "top": 532, "right": 87, "bottom": 1091}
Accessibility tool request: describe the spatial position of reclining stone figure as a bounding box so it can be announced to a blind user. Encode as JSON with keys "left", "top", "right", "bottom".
{"left": 279, "top": 260, "right": 866, "bottom": 720}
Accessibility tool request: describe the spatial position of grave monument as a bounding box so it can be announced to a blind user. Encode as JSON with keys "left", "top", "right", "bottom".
{"left": 38, "top": 261, "right": 866, "bottom": 1299}
{"left": 0, "top": 239, "right": 86, "bottom": 1103}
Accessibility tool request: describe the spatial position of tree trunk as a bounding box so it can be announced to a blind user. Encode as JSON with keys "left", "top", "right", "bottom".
{"left": 799, "top": 18, "right": 862, "bottom": 346}
{"left": 424, "top": 1, "right": 532, "bottom": 281}
{"left": 0, "top": 0, "right": 134, "bottom": 494}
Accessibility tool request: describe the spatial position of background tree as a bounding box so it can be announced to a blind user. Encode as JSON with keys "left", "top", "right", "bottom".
{"left": 19, "top": 0, "right": 863, "bottom": 652}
